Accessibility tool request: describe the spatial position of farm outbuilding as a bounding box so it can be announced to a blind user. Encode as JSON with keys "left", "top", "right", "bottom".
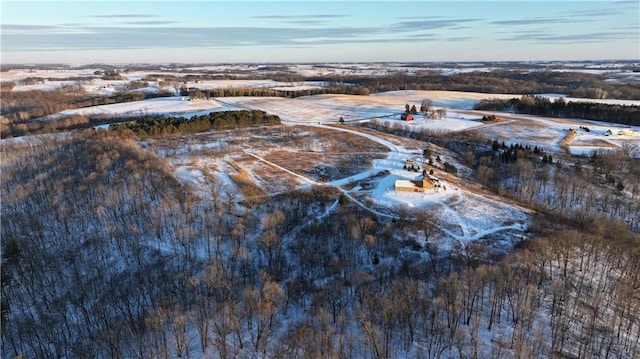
{"left": 618, "top": 129, "right": 637, "bottom": 136}
{"left": 404, "top": 159, "right": 416, "bottom": 168}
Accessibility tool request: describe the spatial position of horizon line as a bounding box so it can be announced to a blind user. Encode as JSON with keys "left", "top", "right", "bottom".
{"left": 3, "top": 59, "right": 639, "bottom": 67}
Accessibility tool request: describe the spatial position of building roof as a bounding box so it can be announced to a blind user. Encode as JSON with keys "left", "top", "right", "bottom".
{"left": 395, "top": 179, "right": 419, "bottom": 189}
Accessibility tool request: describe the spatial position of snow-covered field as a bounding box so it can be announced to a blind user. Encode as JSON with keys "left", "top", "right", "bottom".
{"left": 468, "top": 111, "right": 640, "bottom": 154}
{"left": 2, "top": 67, "right": 334, "bottom": 95}
{"left": 45, "top": 97, "right": 241, "bottom": 119}
{"left": 218, "top": 91, "right": 640, "bottom": 156}
{"left": 28, "top": 86, "right": 638, "bottom": 155}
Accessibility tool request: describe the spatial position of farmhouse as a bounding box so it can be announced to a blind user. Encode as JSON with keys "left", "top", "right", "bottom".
{"left": 395, "top": 175, "right": 440, "bottom": 193}
{"left": 401, "top": 113, "right": 414, "bottom": 121}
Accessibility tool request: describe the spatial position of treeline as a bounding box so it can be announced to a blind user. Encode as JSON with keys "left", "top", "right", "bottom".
{"left": 1, "top": 87, "right": 171, "bottom": 121}
{"left": 491, "top": 141, "right": 552, "bottom": 165}
{"left": 110, "top": 110, "right": 281, "bottom": 138}
{"left": 308, "top": 71, "right": 640, "bottom": 100}
{"left": 474, "top": 95, "right": 640, "bottom": 126}
{"left": 182, "top": 83, "right": 371, "bottom": 100}
{"left": 0, "top": 87, "right": 173, "bottom": 134}
{"left": 1, "top": 114, "right": 95, "bottom": 138}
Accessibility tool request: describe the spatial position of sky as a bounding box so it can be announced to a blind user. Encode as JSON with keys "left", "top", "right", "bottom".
{"left": 1, "top": 0, "right": 638, "bottom": 64}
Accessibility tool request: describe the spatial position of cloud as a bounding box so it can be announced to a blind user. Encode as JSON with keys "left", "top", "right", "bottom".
{"left": 1, "top": 25, "right": 385, "bottom": 51}
{"left": 92, "top": 14, "right": 158, "bottom": 19}
{"left": 121, "top": 21, "right": 177, "bottom": 25}
{"left": 490, "top": 17, "right": 581, "bottom": 26}
{"left": 569, "top": 8, "right": 626, "bottom": 18}
{"left": 1, "top": 24, "right": 91, "bottom": 35}
{"left": 501, "top": 30, "right": 638, "bottom": 43}
{"left": 253, "top": 14, "right": 347, "bottom": 20}
{"left": 443, "top": 36, "right": 476, "bottom": 43}
{"left": 391, "top": 18, "right": 482, "bottom": 31}
{"left": 2, "top": 24, "right": 62, "bottom": 31}
{"left": 280, "top": 20, "right": 333, "bottom": 26}
{"left": 491, "top": 6, "right": 632, "bottom": 27}
{"left": 250, "top": 14, "right": 349, "bottom": 26}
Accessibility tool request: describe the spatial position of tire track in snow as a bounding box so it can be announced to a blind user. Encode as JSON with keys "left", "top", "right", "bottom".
{"left": 437, "top": 201, "right": 470, "bottom": 240}
{"left": 243, "top": 151, "right": 316, "bottom": 185}
{"left": 243, "top": 150, "right": 397, "bottom": 219}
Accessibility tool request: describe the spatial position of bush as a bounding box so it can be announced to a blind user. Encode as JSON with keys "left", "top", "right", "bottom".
{"left": 444, "top": 162, "right": 458, "bottom": 173}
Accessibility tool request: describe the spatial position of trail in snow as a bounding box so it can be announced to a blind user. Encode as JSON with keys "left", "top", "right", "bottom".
{"left": 438, "top": 202, "right": 471, "bottom": 240}
{"left": 329, "top": 169, "right": 385, "bottom": 187}
{"left": 243, "top": 151, "right": 315, "bottom": 185}
{"left": 244, "top": 150, "right": 398, "bottom": 219}
{"left": 469, "top": 224, "right": 524, "bottom": 241}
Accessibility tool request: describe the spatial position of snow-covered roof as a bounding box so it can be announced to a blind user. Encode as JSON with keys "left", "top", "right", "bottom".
{"left": 395, "top": 179, "right": 419, "bottom": 189}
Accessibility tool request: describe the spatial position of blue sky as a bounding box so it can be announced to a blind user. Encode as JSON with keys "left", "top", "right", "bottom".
{"left": 1, "top": 1, "right": 638, "bottom": 64}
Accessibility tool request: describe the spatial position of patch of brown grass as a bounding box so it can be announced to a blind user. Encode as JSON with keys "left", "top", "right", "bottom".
{"left": 571, "top": 138, "right": 614, "bottom": 147}
{"left": 246, "top": 160, "right": 295, "bottom": 193}
{"left": 559, "top": 129, "right": 577, "bottom": 151}
{"left": 227, "top": 159, "right": 265, "bottom": 199}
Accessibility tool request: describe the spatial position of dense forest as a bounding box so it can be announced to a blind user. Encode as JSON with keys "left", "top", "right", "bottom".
{"left": 2, "top": 129, "right": 638, "bottom": 358}
{"left": 110, "top": 110, "right": 281, "bottom": 138}
{"left": 474, "top": 95, "right": 640, "bottom": 126}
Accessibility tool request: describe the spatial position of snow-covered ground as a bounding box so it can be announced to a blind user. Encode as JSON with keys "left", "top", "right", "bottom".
{"left": 219, "top": 91, "right": 640, "bottom": 156}
{"left": 7, "top": 78, "right": 330, "bottom": 95}
{"left": 17, "top": 84, "right": 638, "bottom": 157}
{"left": 4, "top": 62, "right": 638, "bottom": 83}
{"left": 373, "top": 113, "right": 484, "bottom": 132}
{"left": 163, "top": 119, "right": 530, "bottom": 254}
{"left": 471, "top": 111, "right": 640, "bottom": 154}
{"left": 220, "top": 94, "right": 401, "bottom": 123}
{"left": 2, "top": 67, "right": 333, "bottom": 94}
{"left": 44, "top": 96, "right": 240, "bottom": 119}
{"left": 141, "top": 86, "right": 626, "bottom": 254}
{"left": 219, "top": 91, "right": 515, "bottom": 125}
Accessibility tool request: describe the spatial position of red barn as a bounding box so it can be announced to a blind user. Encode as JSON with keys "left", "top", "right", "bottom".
{"left": 401, "top": 113, "right": 414, "bottom": 121}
